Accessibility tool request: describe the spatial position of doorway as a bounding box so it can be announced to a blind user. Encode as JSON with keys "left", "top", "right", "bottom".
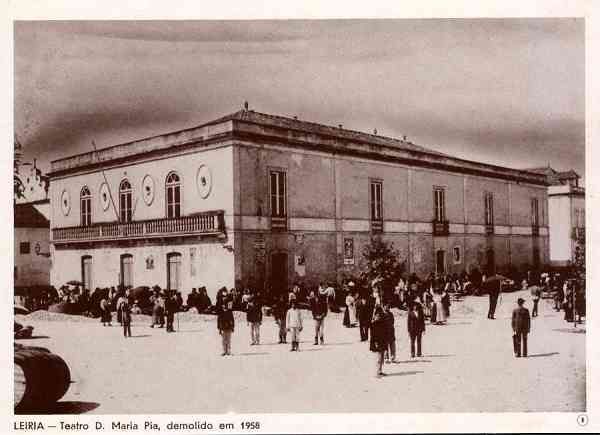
{"left": 436, "top": 250, "right": 446, "bottom": 275}
{"left": 270, "top": 252, "right": 288, "bottom": 294}
{"left": 81, "top": 256, "right": 93, "bottom": 291}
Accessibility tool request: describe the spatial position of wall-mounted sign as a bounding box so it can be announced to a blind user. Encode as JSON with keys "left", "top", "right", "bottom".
{"left": 99, "top": 183, "right": 110, "bottom": 211}
{"left": 142, "top": 175, "right": 155, "bottom": 206}
{"left": 197, "top": 165, "right": 213, "bottom": 199}
{"left": 295, "top": 254, "right": 306, "bottom": 276}
{"left": 146, "top": 255, "right": 155, "bottom": 270}
{"left": 343, "top": 238, "right": 354, "bottom": 265}
{"left": 60, "top": 190, "right": 71, "bottom": 216}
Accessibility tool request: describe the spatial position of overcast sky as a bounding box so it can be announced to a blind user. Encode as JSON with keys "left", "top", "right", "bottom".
{"left": 14, "top": 19, "right": 584, "bottom": 177}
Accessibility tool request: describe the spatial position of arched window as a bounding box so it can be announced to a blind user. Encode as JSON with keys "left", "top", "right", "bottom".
{"left": 119, "top": 179, "right": 132, "bottom": 223}
{"left": 165, "top": 172, "right": 181, "bottom": 218}
{"left": 80, "top": 186, "right": 92, "bottom": 226}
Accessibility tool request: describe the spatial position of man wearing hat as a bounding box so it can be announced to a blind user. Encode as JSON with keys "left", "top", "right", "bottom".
{"left": 511, "top": 297, "right": 531, "bottom": 357}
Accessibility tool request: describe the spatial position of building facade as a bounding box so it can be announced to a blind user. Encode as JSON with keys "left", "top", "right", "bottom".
{"left": 15, "top": 201, "right": 52, "bottom": 288}
{"left": 527, "top": 167, "right": 585, "bottom": 267}
{"left": 49, "top": 109, "right": 549, "bottom": 300}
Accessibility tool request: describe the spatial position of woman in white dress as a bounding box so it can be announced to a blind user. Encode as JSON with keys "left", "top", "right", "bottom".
{"left": 345, "top": 292, "right": 357, "bottom": 326}
{"left": 432, "top": 290, "right": 447, "bottom": 325}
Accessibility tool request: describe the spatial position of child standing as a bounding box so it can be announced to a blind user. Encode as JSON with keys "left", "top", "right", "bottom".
{"left": 218, "top": 298, "right": 235, "bottom": 356}
{"left": 246, "top": 294, "right": 263, "bottom": 345}
{"left": 383, "top": 303, "right": 397, "bottom": 363}
{"left": 370, "top": 305, "right": 387, "bottom": 377}
{"left": 286, "top": 301, "right": 303, "bottom": 351}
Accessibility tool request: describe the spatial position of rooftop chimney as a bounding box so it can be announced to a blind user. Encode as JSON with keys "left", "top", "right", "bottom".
{"left": 243, "top": 101, "right": 249, "bottom": 111}
{"left": 293, "top": 116, "right": 298, "bottom": 120}
{"left": 403, "top": 135, "right": 407, "bottom": 141}
{"left": 373, "top": 128, "right": 378, "bottom": 135}
{"left": 338, "top": 124, "right": 343, "bottom": 129}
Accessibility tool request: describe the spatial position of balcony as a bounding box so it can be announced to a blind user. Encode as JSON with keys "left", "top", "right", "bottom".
{"left": 432, "top": 219, "right": 450, "bottom": 236}
{"left": 531, "top": 225, "right": 539, "bottom": 237}
{"left": 271, "top": 216, "right": 287, "bottom": 231}
{"left": 572, "top": 227, "right": 585, "bottom": 241}
{"left": 52, "top": 210, "right": 226, "bottom": 244}
{"left": 485, "top": 223, "right": 494, "bottom": 235}
{"left": 371, "top": 219, "right": 383, "bottom": 233}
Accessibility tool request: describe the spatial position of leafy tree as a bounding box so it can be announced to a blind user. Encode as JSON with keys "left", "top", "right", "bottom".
{"left": 14, "top": 135, "right": 25, "bottom": 202}
{"left": 359, "top": 237, "right": 405, "bottom": 300}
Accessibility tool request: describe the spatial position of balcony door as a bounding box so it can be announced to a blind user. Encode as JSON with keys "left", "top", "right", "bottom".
{"left": 167, "top": 252, "right": 182, "bottom": 291}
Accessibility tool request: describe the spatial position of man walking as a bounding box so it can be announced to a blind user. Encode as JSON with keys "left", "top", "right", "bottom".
{"left": 246, "top": 294, "right": 263, "bottom": 345}
{"left": 165, "top": 291, "right": 178, "bottom": 333}
{"left": 310, "top": 292, "right": 327, "bottom": 345}
{"left": 487, "top": 279, "right": 501, "bottom": 319}
{"left": 356, "top": 295, "right": 371, "bottom": 341}
{"left": 511, "top": 297, "right": 531, "bottom": 357}
{"left": 407, "top": 301, "right": 426, "bottom": 358}
{"left": 531, "top": 285, "right": 541, "bottom": 317}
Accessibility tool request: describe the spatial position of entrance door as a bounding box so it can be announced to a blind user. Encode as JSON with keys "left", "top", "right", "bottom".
{"left": 436, "top": 250, "right": 446, "bottom": 275}
{"left": 167, "top": 253, "right": 182, "bottom": 291}
{"left": 486, "top": 249, "right": 496, "bottom": 276}
{"left": 81, "top": 256, "right": 92, "bottom": 291}
{"left": 271, "top": 252, "right": 288, "bottom": 294}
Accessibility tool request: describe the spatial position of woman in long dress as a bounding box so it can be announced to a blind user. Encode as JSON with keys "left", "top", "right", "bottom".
{"left": 345, "top": 292, "right": 357, "bottom": 326}
{"left": 432, "top": 290, "right": 447, "bottom": 325}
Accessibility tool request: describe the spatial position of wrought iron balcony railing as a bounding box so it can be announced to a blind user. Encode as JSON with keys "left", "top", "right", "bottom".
{"left": 271, "top": 216, "right": 287, "bottom": 231}
{"left": 432, "top": 219, "right": 450, "bottom": 236}
{"left": 531, "top": 225, "right": 539, "bottom": 236}
{"left": 371, "top": 219, "right": 383, "bottom": 233}
{"left": 485, "top": 223, "right": 494, "bottom": 235}
{"left": 52, "top": 210, "right": 226, "bottom": 244}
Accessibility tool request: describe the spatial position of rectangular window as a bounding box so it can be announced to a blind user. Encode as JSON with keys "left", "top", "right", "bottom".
{"left": 167, "top": 253, "right": 182, "bottom": 291}
{"left": 120, "top": 255, "right": 133, "bottom": 288}
{"left": 531, "top": 198, "right": 539, "bottom": 227}
{"left": 484, "top": 192, "right": 494, "bottom": 226}
{"left": 270, "top": 170, "right": 287, "bottom": 217}
{"left": 370, "top": 181, "right": 383, "bottom": 221}
{"left": 19, "top": 242, "right": 30, "bottom": 254}
{"left": 434, "top": 187, "right": 446, "bottom": 222}
{"left": 82, "top": 256, "right": 93, "bottom": 291}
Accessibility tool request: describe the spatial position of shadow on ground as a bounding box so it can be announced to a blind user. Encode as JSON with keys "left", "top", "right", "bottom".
{"left": 553, "top": 328, "right": 586, "bottom": 334}
{"left": 384, "top": 370, "right": 423, "bottom": 377}
{"left": 527, "top": 352, "right": 560, "bottom": 358}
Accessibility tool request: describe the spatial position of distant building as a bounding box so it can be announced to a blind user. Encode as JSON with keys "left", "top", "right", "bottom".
{"left": 49, "top": 109, "right": 549, "bottom": 300}
{"left": 15, "top": 158, "right": 50, "bottom": 205}
{"left": 14, "top": 201, "right": 51, "bottom": 288}
{"left": 527, "top": 166, "right": 585, "bottom": 267}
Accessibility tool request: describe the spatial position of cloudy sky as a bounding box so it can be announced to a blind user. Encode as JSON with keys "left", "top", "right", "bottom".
{"left": 14, "top": 19, "right": 584, "bottom": 176}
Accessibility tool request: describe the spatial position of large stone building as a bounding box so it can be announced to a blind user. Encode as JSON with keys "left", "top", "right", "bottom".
{"left": 49, "top": 109, "right": 549, "bottom": 300}
{"left": 527, "top": 166, "right": 585, "bottom": 267}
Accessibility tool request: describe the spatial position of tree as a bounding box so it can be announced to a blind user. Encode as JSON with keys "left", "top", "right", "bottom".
{"left": 14, "top": 134, "right": 25, "bottom": 202}
{"left": 359, "top": 237, "right": 406, "bottom": 300}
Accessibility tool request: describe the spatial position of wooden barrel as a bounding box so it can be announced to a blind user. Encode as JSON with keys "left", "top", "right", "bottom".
{"left": 14, "top": 348, "right": 71, "bottom": 411}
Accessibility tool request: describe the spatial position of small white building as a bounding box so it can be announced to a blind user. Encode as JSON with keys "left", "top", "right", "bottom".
{"left": 527, "top": 167, "right": 585, "bottom": 267}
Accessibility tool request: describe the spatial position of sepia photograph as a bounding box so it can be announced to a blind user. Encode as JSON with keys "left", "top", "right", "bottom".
{"left": 10, "top": 12, "right": 589, "bottom": 426}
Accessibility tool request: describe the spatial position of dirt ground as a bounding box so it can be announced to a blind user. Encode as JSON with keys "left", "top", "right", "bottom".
{"left": 15, "top": 290, "right": 585, "bottom": 414}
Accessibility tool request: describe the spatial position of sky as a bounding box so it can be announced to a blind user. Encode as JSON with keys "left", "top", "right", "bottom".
{"left": 14, "top": 19, "right": 584, "bottom": 177}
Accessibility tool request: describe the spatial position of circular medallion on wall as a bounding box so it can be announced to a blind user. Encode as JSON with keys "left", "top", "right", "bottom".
{"left": 99, "top": 182, "right": 111, "bottom": 211}
{"left": 142, "top": 175, "right": 155, "bottom": 206}
{"left": 60, "top": 189, "right": 71, "bottom": 216}
{"left": 196, "top": 165, "right": 212, "bottom": 199}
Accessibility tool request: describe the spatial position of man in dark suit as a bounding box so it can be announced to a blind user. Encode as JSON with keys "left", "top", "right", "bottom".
{"left": 512, "top": 297, "right": 531, "bottom": 357}
{"left": 407, "top": 301, "right": 426, "bottom": 357}
{"left": 487, "top": 279, "right": 501, "bottom": 319}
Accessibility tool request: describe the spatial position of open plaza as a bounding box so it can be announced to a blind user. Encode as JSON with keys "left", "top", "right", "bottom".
{"left": 15, "top": 289, "right": 585, "bottom": 414}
